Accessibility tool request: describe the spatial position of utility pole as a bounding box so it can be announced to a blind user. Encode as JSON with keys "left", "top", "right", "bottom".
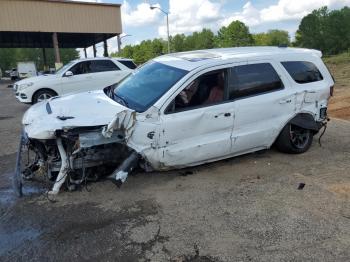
{"left": 150, "top": 6, "right": 170, "bottom": 53}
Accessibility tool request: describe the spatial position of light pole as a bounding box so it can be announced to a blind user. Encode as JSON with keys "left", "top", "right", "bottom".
{"left": 150, "top": 6, "right": 170, "bottom": 53}
{"left": 117, "top": 34, "right": 132, "bottom": 53}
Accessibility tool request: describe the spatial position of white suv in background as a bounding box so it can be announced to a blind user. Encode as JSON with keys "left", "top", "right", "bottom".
{"left": 14, "top": 57, "right": 136, "bottom": 104}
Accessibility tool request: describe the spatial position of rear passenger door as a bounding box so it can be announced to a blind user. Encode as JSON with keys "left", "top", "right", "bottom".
{"left": 229, "top": 61, "right": 295, "bottom": 154}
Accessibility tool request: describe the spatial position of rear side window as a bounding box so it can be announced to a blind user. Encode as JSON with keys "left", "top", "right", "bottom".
{"left": 229, "top": 63, "right": 284, "bottom": 99}
{"left": 281, "top": 61, "right": 323, "bottom": 84}
{"left": 90, "top": 60, "right": 120, "bottom": 73}
{"left": 118, "top": 60, "right": 137, "bottom": 69}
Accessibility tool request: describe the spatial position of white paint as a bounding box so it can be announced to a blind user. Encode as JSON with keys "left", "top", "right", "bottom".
{"left": 115, "top": 171, "right": 129, "bottom": 183}
{"left": 48, "top": 138, "right": 68, "bottom": 195}
{"left": 23, "top": 90, "right": 132, "bottom": 139}
{"left": 102, "top": 109, "right": 135, "bottom": 139}
{"left": 22, "top": 47, "right": 334, "bottom": 193}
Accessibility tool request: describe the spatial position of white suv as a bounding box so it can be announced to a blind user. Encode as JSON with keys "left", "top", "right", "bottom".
{"left": 15, "top": 47, "right": 334, "bottom": 195}
{"left": 14, "top": 57, "right": 136, "bottom": 104}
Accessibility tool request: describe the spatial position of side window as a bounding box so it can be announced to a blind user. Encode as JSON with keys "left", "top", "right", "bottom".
{"left": 229, "top": 63, "right": 284, "bottom": 100}
{"left": 166, "top": 69, "right": 227, "bottom": 113}
{"left": 281, "top": 61, "right": 323, "bottom": 84}
{"left": 118, "top": 60, "right": 137, "bottom": 69}
{"left": 90, "top": 60, "right": 120, "bottom": 73}
{"left": 69, "top": 61, "right": 92, "bottom": 75}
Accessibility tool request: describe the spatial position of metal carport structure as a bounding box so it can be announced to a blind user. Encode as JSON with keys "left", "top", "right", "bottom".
{"left": 0, "top": 0, "right": 122, "bottom": 66}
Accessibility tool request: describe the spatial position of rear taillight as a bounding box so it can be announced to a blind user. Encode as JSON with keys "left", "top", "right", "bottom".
{"left": 330, "top": 85, "right": 334, "bottom": 97}
{"left": 320, "top": 107, "right": 327, "bottom": 119}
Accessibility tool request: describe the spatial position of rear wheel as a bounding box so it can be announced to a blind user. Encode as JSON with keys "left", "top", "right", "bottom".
{"left": 32, "top": 89, "right": 57, "bottom": 104}
{"left": 275, "top": 123, "right": 313, "bottom": 154}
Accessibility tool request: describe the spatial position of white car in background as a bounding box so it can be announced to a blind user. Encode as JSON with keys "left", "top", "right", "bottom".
{"left": 14, "top": 57, "right": 136, "bottom": 104}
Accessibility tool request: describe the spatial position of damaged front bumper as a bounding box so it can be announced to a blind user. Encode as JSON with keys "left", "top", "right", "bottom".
{"left": 14, "top": 125, "right": 141, "bottom": 196}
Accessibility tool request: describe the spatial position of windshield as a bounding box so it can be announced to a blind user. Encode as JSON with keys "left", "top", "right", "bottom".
{"left": 113, "top": 61, "right": 188, "bottom": 112}
{"left": 55, "top": 61, "right": 75, "bottom": 75}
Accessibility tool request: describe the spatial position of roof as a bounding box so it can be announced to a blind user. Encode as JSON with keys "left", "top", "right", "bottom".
{"left": 45, "top": 0, "right": 121, "bottom": 7}
{"left": 0, "top": 0, "right": 122, "bottom": 48}
{"left": 154, "top": 47, "right": 322, "bottom": 71}
{"left": 71, "top": 57, "right": 134, "bottom": 62}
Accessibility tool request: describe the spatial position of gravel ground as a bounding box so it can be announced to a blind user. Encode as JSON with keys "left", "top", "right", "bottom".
{"left": 0, "top": 80, "right": 350, "bottom": 262}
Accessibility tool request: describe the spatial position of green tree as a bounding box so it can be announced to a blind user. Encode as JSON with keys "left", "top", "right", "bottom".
{"left": 0, "top": 48, "right": 79, "bottom": 71}
{"left": 253, "top": 33, "right": 269, "bottom": 46}
{"left": 325, "top": 7, "right": 350, "bottom": 54}
{"left": 217, "top": 21, "right": 254, "bottom": 47}
{"left": 170, "top": 34, "right": 186, "bottom": 52}
{"left": 253, "top": 30, "right": 290, "bottom": 46}
{"left": 116, "top": 45, "right": 134, "bottom": 58}
{"left": 295, "top": 7, "right": 329, "bottom": 52}
{"left": 194, "top": 29, "right": 215, "bottom": 49}
{"left": 295, "top": 6, "right": 350, "bottom": 54}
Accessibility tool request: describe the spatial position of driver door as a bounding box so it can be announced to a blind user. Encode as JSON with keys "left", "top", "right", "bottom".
{"left": 158, "top": 68, "right": 235, "bottom": 167}
{"left": 61, "top": 61, "right": 96, "bottom": 94}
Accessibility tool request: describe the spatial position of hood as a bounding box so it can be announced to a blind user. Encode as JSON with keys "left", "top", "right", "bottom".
{"left": 16, "top": 74, "right": 58, "bottom": 85}
{"left": 23, "top": 90, "right": 134, "bottom": 139}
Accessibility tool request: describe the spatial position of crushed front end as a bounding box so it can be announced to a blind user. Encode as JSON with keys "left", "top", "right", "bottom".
{"left": 14, "top": 91, "right": 139, "bottom": 196}
{"left": 15, "top": 126, "right": 137, "bottom": 196}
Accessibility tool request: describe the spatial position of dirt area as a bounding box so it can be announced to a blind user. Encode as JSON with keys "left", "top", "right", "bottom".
{"left": 325, "top": 54, "right": 350, "bottom": 120}
{"left": 1, "top": 79, "right": 350, "bottom": 261}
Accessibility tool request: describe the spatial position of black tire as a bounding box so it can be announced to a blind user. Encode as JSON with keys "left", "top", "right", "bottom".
{"left": 275, "top": 123, "right": 313, "bottom": 154}
{"left": 32, "top": 89, "right": 57, "bottom": 104}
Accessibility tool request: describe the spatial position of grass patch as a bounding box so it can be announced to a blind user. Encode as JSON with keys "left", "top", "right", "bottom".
{"left": 323, "top": 52, "right": 350, "bottom": 65}
{"left": 323, "top": 52, "right": 350, "bottom": 120}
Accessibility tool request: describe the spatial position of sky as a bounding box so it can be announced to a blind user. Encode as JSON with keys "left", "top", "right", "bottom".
{"left": 74, "top": 0, "right": 350, "bottom": 57}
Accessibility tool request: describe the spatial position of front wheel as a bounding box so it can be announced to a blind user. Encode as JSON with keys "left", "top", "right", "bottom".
{"left": 275, "top": 123, "right": 313, "bottom": 154}
{"left": 32, "top": 89, "right": 57, "bottom": 104}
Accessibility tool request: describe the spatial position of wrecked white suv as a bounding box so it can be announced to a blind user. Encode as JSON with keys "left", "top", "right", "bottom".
{"left": 14, "top": 47, "right": 334, "bottom": 196}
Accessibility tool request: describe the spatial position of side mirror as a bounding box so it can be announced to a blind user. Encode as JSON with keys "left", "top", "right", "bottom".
{"left": 64, "top": 71, "right": 73, "bottom": 77}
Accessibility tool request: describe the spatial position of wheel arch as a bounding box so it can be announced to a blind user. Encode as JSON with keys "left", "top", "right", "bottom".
{"left": 32, "top": 88, "right": 58, "bottom": 104}
{"left": 289, "top": 113, "right": 322, "bottom": 132}
{"left": 272, "top": 112, "right": 320, "bottom": 147}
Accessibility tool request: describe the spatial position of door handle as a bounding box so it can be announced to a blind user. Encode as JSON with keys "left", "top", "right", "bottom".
{"left": 279, "top": 99, "right": 292, "bottom": 104}
{"left": 215, "top": 113, "right": 231, "bottom": 118}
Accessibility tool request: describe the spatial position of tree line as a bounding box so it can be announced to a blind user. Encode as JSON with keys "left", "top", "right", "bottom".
{"left": 114, "top": 23, "right": 290, "bottom": 64}
{"left": 295, "top": 6, "right": 350, "bottom": 55}
{"left": 114, "top": 6, "right": 350, "bottom": 64}
{"left": 0, "top": 48, "right": 79, "bottom": 72}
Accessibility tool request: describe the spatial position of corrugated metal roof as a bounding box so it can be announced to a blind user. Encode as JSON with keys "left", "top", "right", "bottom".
{"left": 0, "top": 0, "right": 122, "bottom": 34}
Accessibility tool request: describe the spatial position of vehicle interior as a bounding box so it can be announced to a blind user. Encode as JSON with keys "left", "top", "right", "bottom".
{"left": 167, "top": 69, "right": 227, "bottom": 113}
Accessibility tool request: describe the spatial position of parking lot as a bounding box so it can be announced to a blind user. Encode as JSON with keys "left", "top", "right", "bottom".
{"left": 1, "top": 79, "right": 350, "bottom": 261}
